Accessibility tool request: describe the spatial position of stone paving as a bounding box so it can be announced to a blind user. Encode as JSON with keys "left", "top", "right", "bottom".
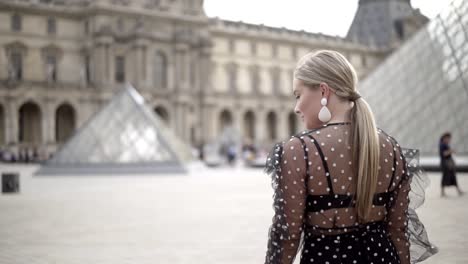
{"left": 0, "top": 163, "right": 467, "bottom": 264}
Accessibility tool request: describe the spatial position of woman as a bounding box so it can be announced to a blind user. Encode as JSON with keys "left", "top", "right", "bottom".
{"left": 264, "top": 50, "right": 437, "bottom": 264}
{"left": 439, "top": 132, "right": 463, "bottom": 197}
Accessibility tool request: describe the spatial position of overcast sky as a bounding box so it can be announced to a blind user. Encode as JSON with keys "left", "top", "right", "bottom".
{"left": 204, "top": 0, "right": 451, "bottom": 37}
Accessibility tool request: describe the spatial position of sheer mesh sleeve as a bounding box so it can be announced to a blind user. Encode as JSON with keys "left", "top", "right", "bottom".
{"left": 387, "top": 142, "right": 438, "bottom": 264}
{"left": 386, "top": 143, "right": 411, "bottom": 264}
{"left": 264, "top": 138, "right": 307, "bottom": 264}
{"left": 402, "top": 148, "right": 439, "bottom": 263}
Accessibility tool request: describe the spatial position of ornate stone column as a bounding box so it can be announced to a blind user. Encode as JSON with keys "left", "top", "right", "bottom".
{"left": 172, "top": 28, "right": 194, "bottom": 143}
{"left": 278, "top": 107, "right": 289, "bottom": 139}
{"left": 76, "top": 99, "right": 91, "bottom": 128}
{"left": 44, "top": 100, "right": 56, "bottom": 145}
{"left": 173, "top": 101, "right": 189, "bottom": 142}
{"left": 256, "top": 107, "right": 267, "bottom": 146}
{"left": 174, "top": 43, "right": 190, "bottom": 91}
{"left": 201, "top": 102, "right": 215, "bottom": 143}
{"left": 197, "top": 38, "right": 213, "bottom": 145}
{"left": 5, "top": 100, "right": 18, "bottom": 145}
{"left": 132, "top": 38, "right": 150, "bottom": 88}
{"left": 93, "top": 35, "right": 114, "bottom": 86}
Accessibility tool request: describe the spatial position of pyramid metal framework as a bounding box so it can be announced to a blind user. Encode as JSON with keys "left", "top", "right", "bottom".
{"left": 36, "top": 84, "right": 192, "bottom": 175}
{"left": 360, "top": 0, "right": 468, "bottom": 156}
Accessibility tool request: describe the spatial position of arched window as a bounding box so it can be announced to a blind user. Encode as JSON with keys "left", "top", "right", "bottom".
{"left": 288, "top": 111, "right": 297, "bottom": 136}
{"left": 154, "top": 106, "right": 170, "bottom": 125}
{"left": 19, "top": 102, "right": 42, "bottom": 144}
{"left": 55, "top": 104, "right": 76, "bottom": 143}
{"left": 243, "top": 110, "right": 255, "bottom": 141}
{"left": 115, "top": 56, "right": 125, "bottom": 83}
{"left": 267, "top": 111, "right": 277, "bottom": 141}
{"left": 219, "top": 109, "right": 233, "bottom": 134}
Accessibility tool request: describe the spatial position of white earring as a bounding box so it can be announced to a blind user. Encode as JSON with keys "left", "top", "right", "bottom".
{"left": 318, "top": 98, "right": 332, "bottom": 123}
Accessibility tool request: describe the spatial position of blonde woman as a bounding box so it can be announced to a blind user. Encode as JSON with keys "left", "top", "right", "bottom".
{"left": 264, "top": 50, "right": 437, "bottom": 264}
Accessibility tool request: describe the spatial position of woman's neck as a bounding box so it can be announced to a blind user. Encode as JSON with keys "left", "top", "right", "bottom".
{"left": 328, "top": 111, "right": 352, "bottom": 124}
{"left": 328, "top": 101, "right": 353, "bottom": 124}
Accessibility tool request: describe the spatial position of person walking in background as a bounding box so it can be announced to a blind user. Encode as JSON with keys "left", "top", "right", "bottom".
{"left": 227, "top": 144, "right": 237, "bottom": 166}
{"left": 439, "top": 132, "right": 463, "bottom": 197}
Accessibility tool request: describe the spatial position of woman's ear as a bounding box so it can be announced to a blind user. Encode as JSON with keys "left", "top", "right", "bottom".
{"left": 319, "top": 82, "right": 330, "bottom": 98}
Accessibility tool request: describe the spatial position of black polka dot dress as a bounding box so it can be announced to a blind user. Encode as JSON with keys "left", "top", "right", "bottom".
{"left": 264, "top": 122, "right": 437, "bottom": 264}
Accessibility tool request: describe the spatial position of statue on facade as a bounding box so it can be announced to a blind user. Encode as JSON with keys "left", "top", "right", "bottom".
{"left": 7, "top": 63, "right": 18, "bottom": 81}
{"left": 46, "top": 62, "right": 55, "bottom": 82}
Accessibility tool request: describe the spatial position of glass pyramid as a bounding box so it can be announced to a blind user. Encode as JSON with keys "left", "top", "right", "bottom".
{"left": 360, "top": 0, "right": 468, "bottom": 156}
{"left": 36, "top": 84, "right": 193, "bottom": 175}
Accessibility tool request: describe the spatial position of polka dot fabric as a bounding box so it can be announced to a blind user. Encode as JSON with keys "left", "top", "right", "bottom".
{"left": 264, "top": 123, "right": 437, "bottom": 264}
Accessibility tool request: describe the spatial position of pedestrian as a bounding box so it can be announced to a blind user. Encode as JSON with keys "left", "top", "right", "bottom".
{"left": 439, "top": 132, "right": 463, "bottom": 197}
{"left": 227, "top": 144, "right": 236, "bottom": 166}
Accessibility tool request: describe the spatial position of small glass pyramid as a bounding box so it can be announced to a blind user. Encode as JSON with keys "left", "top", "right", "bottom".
{"left": 36, "top": 84, "right": 193, "bottom": 175}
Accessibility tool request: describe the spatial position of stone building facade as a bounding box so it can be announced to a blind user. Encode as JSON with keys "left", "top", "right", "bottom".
{"left": 0, "top": 0, "right": 424, "bottom": 157}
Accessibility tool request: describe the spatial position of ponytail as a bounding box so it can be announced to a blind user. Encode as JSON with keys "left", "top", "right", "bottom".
{"left": 350, "top": 98, "right": 380, "bottom": 221}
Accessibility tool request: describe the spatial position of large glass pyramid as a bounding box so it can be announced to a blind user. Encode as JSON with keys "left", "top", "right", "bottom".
{"left": 36, "top": 84, "right": 193, "bottom": 175}
{"left": 360, "top": 0, "right": 468, "bottom": 156}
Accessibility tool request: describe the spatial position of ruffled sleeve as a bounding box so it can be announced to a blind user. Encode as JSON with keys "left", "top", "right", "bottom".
{"left": 388, "top": 144, "right": 438, "bottom": 264}
{"left": 402, "top": 148, "right": 439, "bottom": 263}
{"left": 264, "top": 138, "right": 308, "bottom": 264}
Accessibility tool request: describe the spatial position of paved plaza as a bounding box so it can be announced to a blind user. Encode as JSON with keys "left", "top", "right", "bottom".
{"left": 0, "top": 163, "right": 467, "bottom": 264}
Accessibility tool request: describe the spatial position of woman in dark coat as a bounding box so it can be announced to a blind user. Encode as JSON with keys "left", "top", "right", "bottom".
{"left": 439, "top": 132, "right": 464, "bottom": 197}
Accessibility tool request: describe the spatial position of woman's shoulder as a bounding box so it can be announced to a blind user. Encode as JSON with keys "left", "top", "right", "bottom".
{"left": 265, "top": 136, "right": 307, "bottom": 175}
{"left": 267, "top": 132, "right": 316, "bottom": 163}
{"left": 377, "top": 128, "right": 420, "bottom": 164}
{"left": 377, "top": 127, "right": 401, "bottom": 148}
{"left": 291, "top": 123, "right": 345, "bottom": 139}
{"left": 276, "top": 125, "right": 404, "bottom": 152}
{"left": 271, "top": 134, "right": 305, "bottom": 153}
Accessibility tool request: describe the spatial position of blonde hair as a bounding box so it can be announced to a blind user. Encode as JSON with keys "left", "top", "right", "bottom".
{"left": 294, "top": 50, "right": 380, "bottom": 221}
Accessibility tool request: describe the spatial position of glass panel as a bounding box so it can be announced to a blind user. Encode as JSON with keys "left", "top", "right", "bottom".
{"left": 359, "top": 2, "right": 468, "bottom": 155}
